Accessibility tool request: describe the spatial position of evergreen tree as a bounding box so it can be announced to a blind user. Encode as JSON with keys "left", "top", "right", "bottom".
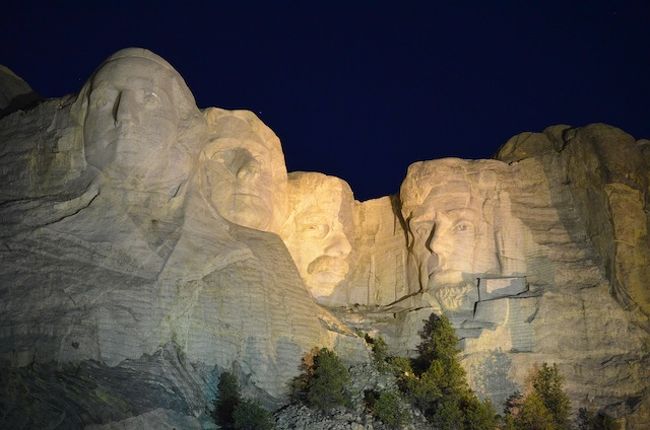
{"left": 305, "top": 347, "right": 351, "bottom": 410}
{"left": 406, "top": 313, "right": 497, "bottom": 430}
{"left": 414, "top": 313, "right": 460, "bottom": 374}
{"left": 504, "top": 364, "right": 574, "bottom": 430}
{"left": 366, "top": 333, "right": 390, "bottom": 371}
{"left": 213, "top": 371, "right": 241, "bottom": 428}
{"left": 372, "top": 390, "right": 409, "bottom": 429}
{"left": 232, "top": 399, "right": 275, "bottom": 430}
{"left": 532, "top": 363, "right": 572, "bottom": 430}
{"left": 577, "top": 408, "right": 621, "bottom": 430}
{"left": 515, "top": 392, "right": 555, "bottom": 430}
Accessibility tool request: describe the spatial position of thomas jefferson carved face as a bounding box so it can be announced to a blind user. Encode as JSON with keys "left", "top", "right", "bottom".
{"left": 81, "top": 50, "right": 197, "bottom": 188}
{"left": 201, "top": 109, "right": 287, "bottom": 232}
{"left": 281, "top": 173, "right": 353, "bottom": 299}
{"left": 401, "top": 159, "right": 511, "bottom": 310}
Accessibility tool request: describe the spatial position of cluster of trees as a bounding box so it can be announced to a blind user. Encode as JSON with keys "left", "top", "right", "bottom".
{"left": 211, "top": 312, "right": 619, "bottom": 430}
{"left": 290, "top": 346, "right": 352, "bottom": 410}
{"left": 368, "top": 313, "right": 619, "bottom": 430}
{"left": 213, "top": 371, "right": 274, "bottom": 430}
{"left": 375, "top": 313, "right": 498, "bottom": 429}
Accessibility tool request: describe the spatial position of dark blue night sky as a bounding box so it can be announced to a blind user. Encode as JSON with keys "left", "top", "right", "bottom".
{"left": 2, "top": 1, "right": 649, "bottom": 201}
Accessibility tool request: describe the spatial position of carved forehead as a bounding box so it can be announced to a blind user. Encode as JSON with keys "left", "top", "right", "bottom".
{"left": 287, "top": 172, "right": 353, "bottom": 215}
{"left": 92, "top": 58, "right": 175, "bottom": 87}
{"left": 400, "top": 157, "right": 505, "bottom": 219}
{"left": 206, "top": 109, "right": 281, "bottom": 152}
{"left": 83, "top": 48, "right": 197, "bottom": 113}
{"left": 203, "top": 109, "right": 287, "bottom": 181}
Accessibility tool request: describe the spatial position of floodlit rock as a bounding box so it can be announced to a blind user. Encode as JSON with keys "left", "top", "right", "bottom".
{"left": 202, "top": 107, "right": 288, "bottom": 233}
{"left": 399, "top": 158, "right": 529, "bottom": 311}
{"left": 1, "top": 48, "right": 648, "bottom": 428}
{"left": 281, "top": 172, "right": 354, "bottom": 302}
{"left": 0, "top": 48, "right": 365, "bottom": 428}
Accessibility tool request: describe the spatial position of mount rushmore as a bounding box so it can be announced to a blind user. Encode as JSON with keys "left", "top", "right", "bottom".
{"left": 1, "top": 48, "right": 649, "bottom": 428}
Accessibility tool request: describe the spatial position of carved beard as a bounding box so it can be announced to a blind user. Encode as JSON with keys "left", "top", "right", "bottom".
{"left": 433, "top": 282, "right": 474, "bottom": 311}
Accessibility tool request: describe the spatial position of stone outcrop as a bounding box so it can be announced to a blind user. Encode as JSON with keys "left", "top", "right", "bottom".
{"left": 0, "top": 49, "right": 365, "bottom": 428}
{"left": 0, "top": 65, "right": 40, "bottom": 118}
{"left": 1, "top": 48, "right": 648, "bottom": 428}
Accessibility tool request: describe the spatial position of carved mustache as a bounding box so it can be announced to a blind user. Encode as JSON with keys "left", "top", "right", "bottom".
{"left": 307, "top": 256, "right": 349, "bottom": 276}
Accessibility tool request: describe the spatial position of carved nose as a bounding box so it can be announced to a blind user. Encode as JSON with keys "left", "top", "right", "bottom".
{"left": 114, "top": 90, "right": 137, "bottom": 125}
{"left": 427, "top": 253, "right": 439, "bottom": 275}
{"left": 324, "top": 232, "right": 351, "bottom": 257}
{"left": 236, "top": 158, "right": 260, "bottom": 180}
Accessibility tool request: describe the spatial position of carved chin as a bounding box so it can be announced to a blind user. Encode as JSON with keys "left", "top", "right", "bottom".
{"left": 305, "top": 273, "right": 341, "bottom": 298}
{"left": 433, "top": 283, "right": 474, "bottom": 311}
{"left": 304, "top": 260, "right": 349, "bottom": 298}
{"left": 224, "top": 195, "right": 272, "bottom": 230}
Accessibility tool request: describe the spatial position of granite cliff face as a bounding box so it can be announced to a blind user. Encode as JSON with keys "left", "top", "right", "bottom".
{"left": 1, "top": 49, "right": 648, "bottom": 428}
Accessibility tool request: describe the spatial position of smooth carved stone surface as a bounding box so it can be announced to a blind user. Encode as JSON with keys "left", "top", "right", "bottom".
{"left": 1, "top": 48, "right": 649, "bottom": 428}
{"left": 202, "top": 107, "right": 288, "bottom": 233}
{"left": 399, "top": 158, "right": 529, "bottom": 312}
{"left": 281, "top": 172, "right": 354, "bottom": 301}
{"left": 0, "top": 49, "right": 365, "bottom": 428}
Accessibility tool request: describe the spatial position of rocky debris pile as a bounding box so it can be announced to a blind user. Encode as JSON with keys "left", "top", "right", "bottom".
{"left": 274, "top": 363, "right": 429, "bottom": 430}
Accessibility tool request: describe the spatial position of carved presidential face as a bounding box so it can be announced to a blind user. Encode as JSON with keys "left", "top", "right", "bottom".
{"left": 282, "top": 173, "right": 353, "bottom": 299}
{"left": 204, "top": 136, "right": 275, "bottom": 230}
{"left": 407, "top": 183, "right": 500, "bottom": 289}
{"left": 401, "top": 159, "right": 505, "bottom": 310}
{"left": 201, "top": 109, "right": 287, "bottom": 232}
{"left": 84, "top": 57, "right": 182, "bottom": 182}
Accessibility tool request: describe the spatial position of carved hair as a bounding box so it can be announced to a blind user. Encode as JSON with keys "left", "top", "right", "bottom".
{"left": 201, "top": 107, "right": 289, "bottom": 228}
{"left": 282, "top": 172, "right": 354, "bottom": 237}
{"left": 400, "top": 157, "right": 526, "bottom": 276}
{"left": 70, "top": 48, "right": 205, "bottom": 172}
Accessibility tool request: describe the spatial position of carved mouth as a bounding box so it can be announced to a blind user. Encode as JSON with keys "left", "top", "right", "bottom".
{"left": 307, "top": 256, "right": 349, "bottom": 279}
{"left": 234, "top": 192, "right": 262, "bottom": 199}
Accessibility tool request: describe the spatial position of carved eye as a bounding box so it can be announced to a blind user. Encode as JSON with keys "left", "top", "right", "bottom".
{"left": 302, "top": 223, "right": 329, "bottom": 239}
{"left": 452, "top": 221, "right": 472, "bottom": 233}
{"left": 143, "top": 92, "right": 160, "bottom": 107}
{"left": 92, "top": 95, "right": 112, "bottom": 109}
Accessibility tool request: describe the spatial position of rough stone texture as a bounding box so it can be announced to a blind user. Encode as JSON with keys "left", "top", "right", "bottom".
{"left": 274, "top": 363, "right": 430, "bottom": 430}
{"left": 0, "top": 49, "right": 365, "bottom": 429}
{"left": 0, "top": 65, "right": 40, "bottom": 118}
{"left": 281, "top": 172, "right": 354, "bottom": 302}
{"left": 1, "top": 49, "right": 649, "bottom": 428}
{"left": 85, "top": 408, "right": 203, "bottom": 430}
{"left": 1, "top": 343, "right": 214, "bottom": 429}
{"left": 340, "top": 196, "right": 410, "bottom": 307}
{"left": 497, "top": 123, "right": 650, "bottom": 323}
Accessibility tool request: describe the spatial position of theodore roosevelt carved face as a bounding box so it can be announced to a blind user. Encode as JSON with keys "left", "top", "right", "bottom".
{"left": 281, "top": 172, "right": 353, "bottom": 300}
{"left": 400, "top": 158, "right": 525, "bottom": 310}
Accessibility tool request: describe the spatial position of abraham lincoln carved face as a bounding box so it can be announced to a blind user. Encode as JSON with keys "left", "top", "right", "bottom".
{"left": 400, "top": 158, "right": 525, "bottom": 310}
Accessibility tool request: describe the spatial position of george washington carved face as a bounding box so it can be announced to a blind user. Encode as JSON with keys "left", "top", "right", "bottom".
{"left": 78, "top": 48, "right": 201, "bottom": 191}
